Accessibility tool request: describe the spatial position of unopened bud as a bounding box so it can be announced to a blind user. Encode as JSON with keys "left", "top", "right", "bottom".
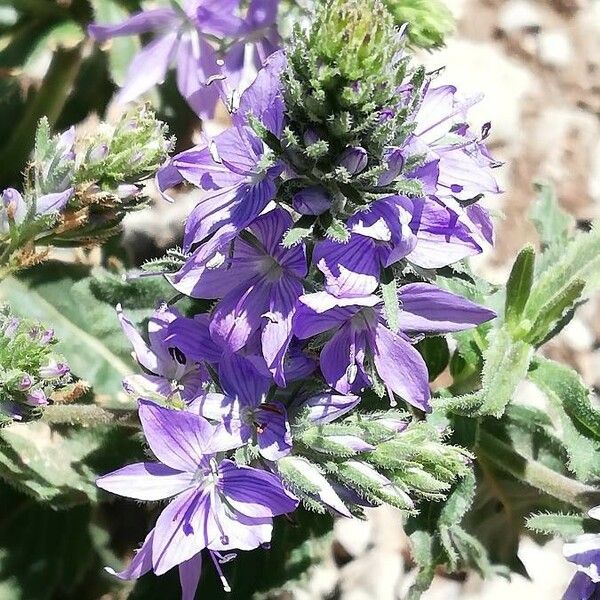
{"left": 292, "top": 186, "right": 331, "bottom": 215}
{"left": 337, "top": 147, "right": 368, "bottom": 175}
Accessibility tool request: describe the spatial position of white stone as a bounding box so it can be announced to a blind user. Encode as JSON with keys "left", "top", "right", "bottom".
{"left": 559, "top": 317, "right": 596, "bottom": 352}
{"left": 537, "top": 30, "right": 574, "bottom": 68}
{"left": 589, "top": 138, "right": 600, "bottom": 206}
{"left": 498, "top": 0, "right": 543, "bottom": 33}
{"left": 339, "top": 548, "right": 403, "bottom": 600}
{"left": 421, "top": 40, "right": 536, "bottom": 151}
{"left": 334, "top": 516, "right": 372, "bottom": 557}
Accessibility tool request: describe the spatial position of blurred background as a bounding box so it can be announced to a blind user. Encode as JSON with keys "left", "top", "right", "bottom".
{"left": 1, "top": 0, "right": 599, "bottom": 598}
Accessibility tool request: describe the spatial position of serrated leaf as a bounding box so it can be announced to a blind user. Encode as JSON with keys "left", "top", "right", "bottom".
{"left": 475, "top": 327, "right": 533, "bottom": 418}
{"left": 323, "top": 216, "right": 350, "bottom": 243}
{"left": 523, "top": 226, "right": 600, "bottom": 341}
{"left": 282, "top": 215, "right": 315, "bottom": 247}
{"left": 523, "top": 279, "right": 585, "bottom": 346}
{"left": 526, "top": 512, "right": 599, "bottom": 538}
{"left": 529, "top": 357, "right": 600, "bottom": 480}
{"left": 0, "top": 421, "right": 101, "bottom": 506}
{"left": 504, "top": 244, "right": 535, "bottom": 328}
{"left": 0, "top": 262, "right": 134, "bottom": 400}
{"left": 439, "top": 471, "right": 476, "bottom": 527}
{"left": 530, "top": 183, "right": 573, "bottom": 250}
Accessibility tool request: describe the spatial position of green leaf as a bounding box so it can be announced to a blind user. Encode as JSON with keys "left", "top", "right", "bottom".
{"left": 474, "top": 327, "right": 533, "bottom": 418}
{"left": 523, "top": 279, "right": 585, "bottom": 346}
{"left": 0, "top": 263, "right": 134, "bottom": 399}
{"left": 0, "top": 421, "right": 114, "bottom": 507}
{"left": 529, "top": 357, "right": 600, "bottom": 480}
{"left": 526, "top": 512, "right": 600, "bottom": 538}
{"left": 282, "top": 215, "right": 316, "bottom": 247}
{"left": 406, "top": 530, "right": 436, "bottom": 600}
{"left": 89, "top": 0, "right": 140, "bottom": 86}
{"left": 530, "top": 183, "right": 573, "bottom": 250}
{"left": 523, "top": 225, "right": 600, "bottom": 343}
{"left": 504, "top": 244, "right": 535, "bottom": 329}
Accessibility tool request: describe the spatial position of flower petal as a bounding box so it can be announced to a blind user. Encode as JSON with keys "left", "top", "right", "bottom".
{"left": 116, "top": 32, "right": 178, "bottom": 104}
{"left": 373, "top": 323, "right": 431, "bottom": 412}
{"left": 97, "top": 462, "right": 192, "bottom": 501}
{"left": 152, "top": 488, "right": 212, "bottom": 575}
{"left": 218, "top": 354, "right": 270, "bottom": 407}
{"left": 88, "top": 9, "right": 178, "bottom": 41}
{"left": 138, "top": 400, "right": 219, "bottom": 471}
{"left": 218, "top": 460, "right": 298, "bottom": 517}
{"left": 106, "top": 530, "right": 154, "bottom": 580}
{"left": 397, "top": 283, "right": 496, "bottom": 334}
{"left": 179, "top": 553, "right": 203, "bottom": 600}
{"left": 117, "top": 305, "right": 159, "bottom": 373}
{"left": 262, "top": 276, "right": 302, "bottom": 386}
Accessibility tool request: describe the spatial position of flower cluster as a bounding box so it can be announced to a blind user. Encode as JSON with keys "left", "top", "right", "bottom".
{"left": 0, "top": 107, "right": 172, "bottom": 274}
{"left": 96, "top": 1, "right": 502, "bottom": 596}
{"left": 0, "top": 306, "right": 79, "bottom": 423}
{"left": 89, "top": 0, "right": 280, "bottom": 117}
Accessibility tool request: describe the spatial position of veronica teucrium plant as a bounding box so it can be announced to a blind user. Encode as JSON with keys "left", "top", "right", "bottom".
{"left": 1, "top": 1, "right": 600, "bottom": 599}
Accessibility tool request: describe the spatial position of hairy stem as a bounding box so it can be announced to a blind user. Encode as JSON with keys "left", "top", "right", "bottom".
{"left": 41, "top": 404, "right": 140, "bottom": 428}
{"left": 477, "top": 429, "right": 600, "bottom": 511}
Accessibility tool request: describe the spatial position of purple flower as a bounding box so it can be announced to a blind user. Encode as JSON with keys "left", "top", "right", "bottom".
{"left": 313, "top": 194, "right": 490, "bottom": 297}
{"left": 171, "top": 208, "right": 305, "bottom": 385}
{"left": 97, "top": 400, "right": 297, "bottom": 596}
{"left": 293, "top": 284, "right": 495, "bottom": 411}
{"left": 409, "top": 84, "right": 501, "bottom": 203}
{"left": 89, "top": 1, "right": 280, "bottom": 117}
{"left": 17, "top": 374, "right": 34, "bottom": 391}
{"left": 191, "top": 354, "right": 292, "bottom": 460}
{"left": 313, "top": 197, "right": 416, "bottom": 297}
{"left": 563, "top": 507, "right": 600, "bottom": 600}
{"left": 117, "top": 304, "right": 207, "bottom": 402}
{"left": 156, "top": 51, "right": 287, "bottom": 269}
{"left": 89, "top": 1, "right": 228, "bottom": 117}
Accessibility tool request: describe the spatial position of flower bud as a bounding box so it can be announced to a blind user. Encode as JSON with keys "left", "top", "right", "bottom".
{"left": 116, "top": 184, "right": 140, "bottom": 200}
{"left": 39, "top": 359, "right": 70, "bottom": 379}
{"left": 87, "top": 143, "right": 109, "bottom": 164}
{"left": 337, "top": 147, "right": 368, "bottom": 175}
{"left": 24, "top": 389, "right": 48, "bottom": 407}
{"left": 311, "top": 0, "right": 398, "bottom": 80}
{"left": 17, "top": 374, "right": 34, "bottom": 391}
{"left": 3, "top": 317, "right": 20, "bottom": 338}
{"left": 1, "top": 188, "right": 26, "bottom": 225}
{"left": 292, "top": 186, "right": 331, "bottom": 215}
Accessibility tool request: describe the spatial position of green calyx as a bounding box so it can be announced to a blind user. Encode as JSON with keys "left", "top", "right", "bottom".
{"left": 310, "top": 0, "right": 400, "bottom": 83}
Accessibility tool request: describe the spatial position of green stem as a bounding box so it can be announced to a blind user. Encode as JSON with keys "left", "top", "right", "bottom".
{"left": 0, "top": 43, "right": 84, "bottom": 184}
{"left": 41, "top": 404, "right": 140, "bottom": 429}
{"left": 477, "top": 429, "right": 600, "bottom": 511}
